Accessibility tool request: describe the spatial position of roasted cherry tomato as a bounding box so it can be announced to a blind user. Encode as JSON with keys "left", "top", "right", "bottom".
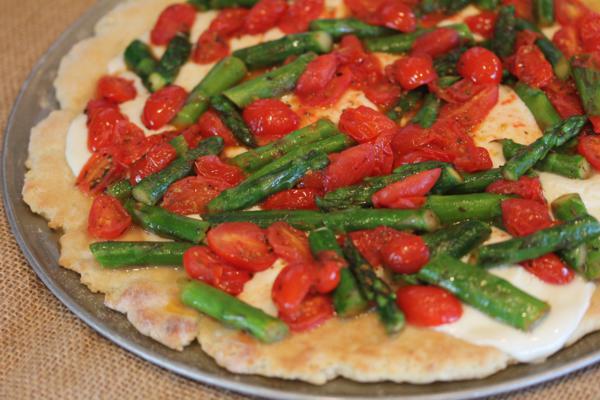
{"left": 296, "top": 54, "right": 353, "bottom": 107}
{"left": 76, "top": 150, "right": 126, "bottom": 194}
{"left": 266, "top": 222, "right": 313, "bottom": 264}
{"left": 522, "top": 253, "right": 575, "bottom": 285}
{"left": 324, "top": 143, "right": 377, "bottom": 191}
{"left": 87, "top": 108, "right": 128, "bottom": 152}
{"left": 87, "top": 194, "right": 131, "bottom": 239}
{"left": 243, "top": 99, "right": 300, "bottom": 144}
{"left": 278, "top": 294, "right": 334, "bottom": 332}
{"left": 162, "top": 176, "right": 230, "bottom": 215}
{"left": 578, "top": 135, "right": 600, "bottom": 170}
{"left": 193, "top": 30, "right": 230, "bottom": 64}
{"left": 343, "top": 0, "right": 387, "bottom": 22}
{"left": 411, "top": 28, "right": 460, "bottom": 58}
{"left": 510, "top": 45, "right": 554, "bottom": 88}
{"left": 380, "top": 233, "right": 429, "bottom": 274}
{"left": 377, "top": 1, "right": 416, "bottom": 32}
{"left": 272, "top": 262, "right": 315, "bottom": 312}
{"left": 391, "top": 54, "right": 436, "bottom": 90}
{"left": 194, "top": 155, "right": 245, "bottom": 186}
{"left": 349, "top": 226, "right": 404, "bottom": 267}
{"left": 465, "top": 10, "right": 497, "bottom": 39}
{"left": 372, "top": 168, "right": 441, "bottom": 209}
{"left": 555, "top": 0, "right": 587, "bottom": 26}
{"left": 85, "top": 98, "right": 119, "bottom": 122}
{"left": 543, "top": 78, "right": 584, "bottom": 119}
{"left": 457, "top": 47, "right": 502, "bottom": 85}
{"left": 339, "top": 106, "right": 397, "bottom": 143}
{"left": 501, "top": 0, "right": 533, "bottom": 20}
{"left": 129, "top": 142, "right": 178, "bottom": 184}
{"left": 196, "top": 109, "right": 238, "bottom": 146}
{"left": 244, "top": 0, "right": 288, "bottom": 34}
{"left": 262, "top": 188, "right": 320, "bottom": 210}
{"left": 553, "top": 26, "right": 582, "bottom": 59}
{"left": 396, "top": 285, "right": 462, "bottom": 327}
{"left": 97, "top": 75, "right": 137, "bottom": 104}
{"left": 183, "top": 246, "right": 251, "bottom": 295}
{"left": 313, "top": 250, "right": 345, "bottom": 293}
{"left": 501, "top": 198, "right": 554, "bottom": 237}
{"left": 142, "top": 85, "right": 188, "bottom": 130}
{"left": 209, "top": 7, "right": 249, "bottom": 36}
{"left": 278, "top": 0, "right": 324, "bottom": 34}
{"left": 579, "top": 13, "right": 600, "bottom": 52}
{"left": 363, "top": 80, "right": 403, "bottom": 109}
{"left": 207, "top": 222, "right": 276, "bottom": 272}
{"left": 150, "top": 3, "right": 197, "bottom": 46}
{"left": 486, "top": 176, "right": 546, "bottom": 204}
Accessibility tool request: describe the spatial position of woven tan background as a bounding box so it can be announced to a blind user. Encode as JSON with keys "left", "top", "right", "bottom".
{"left": 1, "top": 1, "right": 600, "bottom": 399}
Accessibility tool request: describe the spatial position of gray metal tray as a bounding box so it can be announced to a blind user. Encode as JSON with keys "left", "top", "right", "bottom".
{"left": 3, "top": 1, "right": 600, "bottom": 398}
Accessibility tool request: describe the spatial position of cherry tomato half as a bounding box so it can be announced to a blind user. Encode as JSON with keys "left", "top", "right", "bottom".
{"left": 578, "top": 12, "right": 600, "bottom": 52}
{"left": 262, "top": 188, "right": 320, "bottom": 210}
{"left": 129, "top": 142, "right": 178, "bottom": 185}
{"left": 381, "top": 233, "right": 429, "bottom": 274}
{"left": 372, "top": 168, "right": 441, "bottom": 209}
{"left": 150, "top": 3, "right": 197, "bottom": 46}
{"left": 278, "top": 0, "right": 324, "bottom": 34}
{"left": 501, "top": 198, "right": 554, "bottom": 237}
{"left": 194, "top": 155, "right": 245, "bottom": 186}
{"left": 465, "top": 10, "right": 497, "bottom": 39}
{"left": 377, "top": 1, "right": 416, "bottom": 33}
{"left": 313, "top": 250, "right": 345, "bottom": 293}
{"left": 266, "top": 222, "right": 313, "bottom": 264}
{"left": 97, "top": 75, "right": 137, "bottom": 104}
{"left": 272, "top": 262, "right": 315, "bottom": 313}
{"left": 411, "top": 28, "right": 460, "bottom": 58}
{"left": 522, "top": 253, "right": 575, "bottom": 285}
{"left": 196, "top": 109, "right": 238, "bottom": 146}
{"left": 349, "top": 226, "right": 404, "bottom": 267}
{"left": 578, "top": 135, "right": 600, "bottom": 170}
{"left": 278, "top": 294, "right": 334, "bottom": 332}
{"left": 193, "top": 30, "right": 230, "bottom": 64}
{"left": 391, "top": 54, "right": 436, "bottom": 90}
{"left": 486, "top": 176, "right": 546, "bottom": 204}
{"left": 244, "top": 0, "right": 288, "bottom": 34}
{"left": 457, "top": 47, "right": 502, "bottom": 85}
{"left": 243, "top": 99, "right": 300, "bottom": 144}
{"left": 87, "top": 194, "right": 131, "bottom": 239}
{"left": 76, "top": 150, "right": 126, "bottom": 194}
{"left": 339, "top": 106, "right": 397, "bottom": 143}
{"left": 142, "top": 85, "right": 188, "bottom": 130}
{"left": 324, "top": 143, "right": 377, "bottom": 191}
{"left": 396, "top": 285, "right": 462, "bottom": 327}
{"left": 510, "top": 45, "right": 554, "bottom": 88}
{"left": 161, "top": 176, "right": 230, "bottom": 215}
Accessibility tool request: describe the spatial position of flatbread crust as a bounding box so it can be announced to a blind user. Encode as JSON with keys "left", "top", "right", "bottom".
{"left": 22, "top": 0, "right": 600, "bottom": 384}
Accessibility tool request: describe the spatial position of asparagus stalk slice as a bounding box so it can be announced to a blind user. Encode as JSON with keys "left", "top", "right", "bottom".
{"left": 475, "top": 216, "right": 600, "bottom": 267}
{"left": 513, "top": 82, "right": 561, "bottom": 131}
{"left": 412, "top": 92, "right": 441, "bottom": 128}
{"left": 423, "top": 220, "right": 492, "bottom": 258}
{"left": 124, "top": 40, "right": 158, "bottom": 90}
{"left": 233, "top": 32, "right": 333, "bottom": 70}
{"left": 364, "top": 24, "right": 472, "bottom": 54}
{"left": 502, "top": 139, "right": 593, "bottom": 179}
{"left": 491, "top": 5, "right": 517, "bottom": 58}
{"left": 106, "top": 179, "right": 133, "bottom": 201}
{"left": 426, "top": 194, "right": 511, "bottom": 225}
{"left": 206, "top": 151, "right": 330, "bottom": 213}
{"left": 419, "top": 0, "right": 471, "bottom": 14}
{"left": 572, "top": 54, "right": 600, "bottom": 122}
{"left": 533, "top": 0, "right": 554, "bottom": 26}
{"left": 210, "top": 95, "right": 257, "bottom": 148}
{"left": 386, "top": 89, "right": 424, "bottom": 122}
{"left": 223, "top": 52, "right": 317, "bottom": 107}
{"left": 502, "top": 116, "right": 587, "bottom": 181}
{"left": 124, "top": 201, "right": 210, "bottom": 243}
{"left": 433, "top": 46, "right": 469, "bottom": 77}
{"left": 90, "top": 241, "right": 194, "bottom": 268}
{"left": 171, "top": 56, "right": 247, "bottom": 128}
{"left": 309, "top": 18, "right": 395, "bottom": 39}
{"left": 552, "top": 194, "right": 600, "bottom": 280}
{"left": 202, "top": 208, "right": 440, "bottom": 232}
{"left": 476, "top": 0, "right": 500, "bottom": 10}
{"left": 229, "top": 119, "right": 338, "bottom": 172}
{"left": 449, "top": 168, "right": 503, "bottom": 194}
{"left": 181, "top": 281, "right": 289, "bottom": 343}
{"left": 308, "top": 227, "right": 368, "bottom": 317}
{"left": 169, "top": 135, "right": 189, "bottom": 156}
{"left": 132, "top": 136, "right": 224, "bottom": 205}
{"left": 316, "top": 161, "right": 462, "bottom": 211}
{"left": 343, "top": 239, "right": 405, "bottom": 334}
{"left": 148, "top": 33, "right": 192, "bottom": 92}
{"left": 417, "top": 255, "right": 549, "bottom": 330}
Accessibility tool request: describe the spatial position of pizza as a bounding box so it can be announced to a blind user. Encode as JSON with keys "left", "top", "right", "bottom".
{"left": 23, "top": 0, "right": 600, "bottom": 385}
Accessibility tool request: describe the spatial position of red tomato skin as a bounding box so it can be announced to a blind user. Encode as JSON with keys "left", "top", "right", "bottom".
{"left": 193, "top": 31, "right": 230, "bottom": 64}
{"left": 324, "top": 143, "right": 377, "bottom": 191}
{"left": 87, "top": 108, "right": 144, "bottom": 153}
{"left": 579, "top": 13, "right": 600, "bottom": 52}
{"left": 381, "top": 234, "right": 430, "bottom": 274}
{"left": 339, "top": 106, "right": 397, "bottom": 143}
{"left": 296, "top": 54, "right": 338, "bottom": 97}
{"left": 363, "top": 80, "right": 403, "bottom": 109}
{"left": 349, "top": 226, "right": 404, "bottom": 267}
{"left": 194, "top": 155, "right": 245, "bottom": 186}
{"left": 262, "top": 188, "right": 320, "bottom": 210}
{"left": 279, "top": 294, "right": 334, "bottom": 332}
{"left": 313, "top": 250, "right": 345, "bottom": 293}
{"left": 196, "top": 109, "right": 238, "bottom": 146}
{"left": 391, "top": 54, "right": 437, "bottom": 90}
{"left": 457, "top": 47, "right": 502, "bottom": 85}
{"left": 266, "top": 222, "right": 313, "bottom": 264}
{"left": 377, "top": 1, "right": 416, "bottom": 33}
{"left": 522, "top": 253, "right": 575, "bottom": 285}
{"left": 486, "top": 176, "right": 546, "bottom": 204}
{"left": 555, "top": 0, "right": 587, "bottom": 26}
{"left": 553, "top": 26, "right": 582, "bottom": 59}
{"left": 150, "top": 3, "right": 197, "bottom": 46}
{"left": 209, "top": 8, "right": 249, "bottom": 36}
{"left": 87, "top": 194, "right": 131, "bottom": 239}
{"left": 243, "top": 99, "right": 300, "bottom": 144}
{"left": 501, "top": 0, "right": 533, "bottom": 20}
{"left": 161, "top": 176, "right": 230, "bottom": 215}
{"left": 97, "top": 76, "right": 137, "bottom": 103}
{"left": 303, "top": 66, "right": 353, "bottom": 107}
{"left": 510, "top": 45, "right": 554, "bottom": 88}
{"left": 244, "top": 0, "right": 288, "bottom": 34}
{"left": 396, "top": 285, "right": 463, "bottom": 327}
{"left": 278, "top": 0, "right": 324, "bottom": 34}
{"left": 501, "top": 198, "right": 554, "bottom": 237}
{"left": 76, "top": 150, "right": 126, "bottom": 194}
{"left": 543, "top": 78, "right": 584, "bottom": 119}
{"left": 86, "top": 98, "right": 119, "bottom": 123}
{"left": 207, "top": 222, "right": 276, "bottom": 272}
{"left": 272, "top": 263, "right": 315, "bottom": 313}
{"left": 343, "top": 0, "right": 387, "bottom": 21}
{"left": 411, "top": 28, "right": 460, "bottom": 58}
{"left": 142, "top": 85, "right": 188, "bottom": 130}
{"left": 578, "top": 135, "right": 600, "bottom": 170}
{"left": 372, "top": 168, "right": 441, "bottom": 209}
{"left": 465, "top": 11, "right": 497, "bottom": 39}
{"left": 129, "top": 142, "right": 178, "bottom": 185}
{"left": 183, "top": 246, "right": 251, "bottom": 295}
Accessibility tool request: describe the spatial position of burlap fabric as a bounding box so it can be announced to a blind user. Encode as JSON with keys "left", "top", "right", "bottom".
{"left": 1, "top": 1, "right": 600, "bottom": 399}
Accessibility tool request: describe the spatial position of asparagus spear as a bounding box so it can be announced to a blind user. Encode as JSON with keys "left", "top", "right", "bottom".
{"left": 90, "top": 241, "right": 194, "bottom": 268}
{"left": 132, "top": 136, "right": 224, "bottom": 205}
{"left": 233, "top": 32, "right": 333, "bottom": 70}
{"left": 420, "top": 0, "right": 471, "bottom": 14}
{"left": 169, "top": 135, "right": 189, "bottom": 156}
{"left": 572, "top": 54, "right": 600, "bottom": 123}
{"left": 535, "top": 37, "right": 570, "bottom": 80}
{"left": 309, "top": 18, "right": 395, "bottom": 40}
{"left": 343, "top": 239, "right": 405, "bottom": 334}
{"left": 210, "top": 95, "right": 257, "bottom": 148}
{"left": 417, "top": 255, "right": 549, "bottom": 330}
{"left": 490, "top": 5, "right": 517, "bottom": 58}
{"left": 476, "top": 0, "right": 499, "bottom": 10}
{"left": 513, "top": 82, "right": 561, "bottom": 131}
{"left": 106, "top": 179, "right": 133, "bottom": 201}
{"left": 450, "top": 168, "right": 503, "bottom": 194}
{"left": 412, "top": 92, "right": 441, "bottom": 128}
{"left": 124, "top": 200, "right": 210, "bottom": 243}
{"left": 202, "top": 208, "right": 440, "bottom": 232}
{"left": 426, "top": 194, "right": 511, "bottom": 225}
{"left": 423, "top": 220, "right": 492, "bottom": 258}
{"left": 502, "top": 116, "right": 587, "bottom": 181}
{"left": 475, "top": 216, "right": 600, "bottom": 267}
{"left": 308, "top": 227, "right": 368, "bottom": 317}
{"left": 230, "top": 119, "right": 338, "bottom": 172}
{"left": 181, "top": 280, "right": 289, "bottom": 343}
{"left": 148, "top": 33, "right": 192, "bottom": 92}
{"left": 364, "top": 24, "right": 472, "bottom": 54}
{"left": 172, "top": 56, "right": 247, "bottom": 128}
{"left": 386, "top": 89, "right": 424, "bottom": 122}
{"left": 206, "top": 151, "right": 330, "bottom": 213}
{"left": 533, "top": 0, "right": 554, "bottom": 26}
{"left": 502, "top": 139, "right": 592, "bottom": 179}
{"left": 223, "top": 52, "right": 317, "bottom": 107}
{"left": 552, "top": 194, "right": 600, "bottom": 280}
{"left": 124, "top": 40, "right": 158, "bottom": 90}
